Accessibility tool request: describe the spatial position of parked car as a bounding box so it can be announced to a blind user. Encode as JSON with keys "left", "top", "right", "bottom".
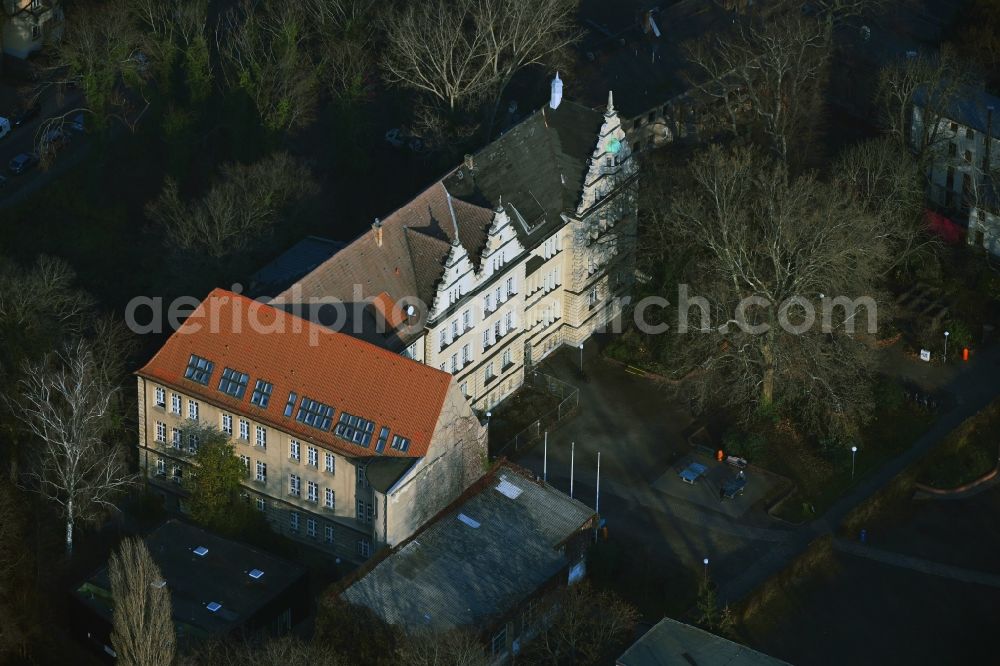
{"left": 41, "top": 126, "right": 70, "bottom": 150}
{"left": 8, "top": 153, "right": 36, "bottom": 175}
{"left": 12, "top": 102, "right": 41, "bottom": 127}
{"left": 0, "top": 116, "right": 10, "bottom": 140}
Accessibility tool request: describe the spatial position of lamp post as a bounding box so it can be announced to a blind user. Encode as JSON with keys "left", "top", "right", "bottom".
{"left": 851, "top": 445, "right": 858, "bottom": 479}
{"left": 578, "top": 342, "right": 584, "bottom": 372}
{"left": 703, "top": 557, "right": 709, "bottom": 582}
{"left": 944, "top": 330, "right": 950, "bottom": 362}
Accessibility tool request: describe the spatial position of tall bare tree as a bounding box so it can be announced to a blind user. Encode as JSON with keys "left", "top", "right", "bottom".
{"left": 146, "top": 152, "right": 317, "bottom": 259}
{"left": 642, "top": 146, "right": 889, "bottom": 439}
{"left": 132, "top": 0, "right": 213, "bottom": 103}
{"left": 835, "top": 137, "right": 936, "bottom": 273}
{"left": 686, "top": 12, "right": 829, "bottom": 167}
{"left": 13, "top": 341, "right": 134, "bottom": 554}
{"left": 216, "top": 0, "right": 320, "bottom": 133}
{"left": 109, "top": 537, "right": 175, "bottom": 666}
{"left": 876, "top": 48, "right": 976, "bottom": 165}
{"left": 396, "top": 629, "right": 488, "bottom": 666}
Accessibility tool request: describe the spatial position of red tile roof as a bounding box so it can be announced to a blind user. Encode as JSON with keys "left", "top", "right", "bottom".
{"left": 137, "top": 289, "right": 452, "bottom": 459}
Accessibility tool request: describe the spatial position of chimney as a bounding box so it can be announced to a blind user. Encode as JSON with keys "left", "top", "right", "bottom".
{"left": 372, "top": 218, "right": 383, "bottom": 247}
{"left": 550, "top": 72, "right": 563, "bottom": 110}
{"left": 464, "top": 154, "right": 474, "bottom": 171}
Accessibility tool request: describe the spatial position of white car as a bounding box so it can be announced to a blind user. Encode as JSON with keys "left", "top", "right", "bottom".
{"left": 0, "top": 116, "right": 10, "bottom": 140}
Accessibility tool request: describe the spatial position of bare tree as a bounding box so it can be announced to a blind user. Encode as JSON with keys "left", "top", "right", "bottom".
{"left": 216, "top": 0, "right": 320, "bottom": 133}
{"left": 642, "top": 145, "right": 889, "bottom": 439}
{"left": 876, "top": 47, "right": 976, "bottom": 165}
{"left": 145, "top": 152, "right": 317, "bottom": 259}
{"left": 54, "top": 0, "right": 145, "bottom": 130}
{"left": 180, "top": 635, "right": 346, "bottom": 666}
{"left": 835, "top": 137, "right": 936, "bottom": 273}
{"left": 686, "top": 12, "right": 829, "bottom": 166}
{"left": 13, "top": 341, "right": 134, "bottom": 554}
{"left": 382, "top": 0, "right": 493, "bottom": 113}
{"left": 0, "top": 255, "right": 93, "bottom": 335}
{"left": 396, "top": 629, "right": 488, "bottom": 666}
{"left": 132, "top": 0, "right": 213, "bottom": 103}
{"left": 523, "top": 581, "right": 638, "bottom": 665}
{"left": 303, "top": 0, "right": 378, "bottom": 103}
{"left": 109, "top": 537, "right": 175, "bottom": 666}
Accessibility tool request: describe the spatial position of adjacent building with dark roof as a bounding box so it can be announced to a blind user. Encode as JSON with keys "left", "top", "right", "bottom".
{"left": 340, "top": 463, "right": 596, "bottom": 662}
{"left": 616, "top": 616, "right": 792, "bottom": 666}
{"left": 72, "top": 520, "right": 308, "bottom": 656}
{"left": 273, "top": 75, "right": 639, "bottom": 412}
{"left": 136, "top": 289, "right": 487, "bottom": 563}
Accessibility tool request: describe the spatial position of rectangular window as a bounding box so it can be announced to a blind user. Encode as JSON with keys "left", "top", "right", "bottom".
{"left": 283, "top": 392, "right": 297, "bottom": 417}
{"left": 250, "top": 379, "right": 273, "bottom": 408}
{"left": 307, "top": 518, "right": 317, "bottom": 538}
{"left": 289, "top": 440, "right": 300, "bottom": 461}
{"left": 334, "top": 412, "right": 375, "bottom": 446}
{"left": 462, "top": 344, "right": 471, "bottom": 364}
{"left": 325, "top": 525, "right": 335, "bottom": 544}
{"left": 187, "top": 400, "right": 199, "bottom": 421}
{"left": 390, "top": 435, "right": 410, "bottom": 452}
{"left": 374, "top": 426, "right": 390, "bottom": 454}
{"left": 495, "top": 286, "right": 502, "bottom": 304}
{"left": 506, "top": 277, "right": 514, "bottom": 297}
{"left": 171, "top": 428, "right": 181, "bottom": 449}
{"left": 296, "top": 396, "right": 335, "bottom": 430}
{"left": 460, "top": 382, "right": 469, "bottom": 397}
{"left": 155, "top": 421, "right": 166, "bottom": 443}
{"left": 155, "top": 458, "right": 165, "bottom": 476}
{"left": 505, "top": 312, "right": 513, "bottom": 332}
{"left": 451, "top": 320, "right": 458, "bottom": 340}
{"left": 256, "top": 497, "right": 266, "bottom": 512}
{"left": 485, "top": 362, "right": 495, "bottom": 382}
{"left": 325, "top": 452, "right": 335, "bottom": 474}
{"left": 307, "top": 481, "right": 318, "bottom": 503}
{"left": 358, "top": 539, "right": 371, "bottom": 558}
{"left": 485, "top": 293, "right": 492, "bottom": 313}
{"left": 172, "top": 465, "right": 182, "bottom": 484}
{"left": 589, "top": 286, "right": 599, "bottom": 306}
{"left": 154, "top": 387, "right": 166, "bottom": 408}
{"left": 462, "top": 310, "right": 471, "bottom": 331}
{"left": 307, "top": 446, "right": 318, "bottom": 467}
{"left": 239, "top": 419, "right": 250, "bottom": 440}
{"left": 325, "top": 488, "right": 336, "bottom": 509}
{"left": 221, "top": 413, "right": 233, "bottom": 435}
{"left": 502, "top": 348, "right": 512, "bottom": 368}
{"left": 289, "top": 474, "right": 301, "bottom": 497}
{"left": 494, "top": 321, "right": 501, "bottom": 339}
{"left": 239, "top": 455, "right": 250, "bottom": 474}
{"left": 483, "top": 329, "right": 490, "bottom": 350}
{"left": 439, "top": 329, "right": 447, "bottom": 350}
{"left": 289, "top": 511, "right": 299, "bottom": 533}
{"left": 217, "top": 367, "right": 249, "bottom": 399}
{"left": 255, "top": 425, "right": 267, "bottom": 449}
{"left": 450, "top": 354, "right": 457, "bottom": 373}
{"left": 187, "top": 433, "right": 199, "bottom": 454}
{"left": 184, "top": 354, "right": 214, "bottom": 385}
{"left": 357, "top": 465, "right": 369, "bottom": 488}
{"left": 357, "top": 499, "right": 373, "bottom": 523}
{"left": 256, "top": 461, "right": 267, "bottom": 483}
{"left": 170, "top": 394, "right": 181, "bottom": 414}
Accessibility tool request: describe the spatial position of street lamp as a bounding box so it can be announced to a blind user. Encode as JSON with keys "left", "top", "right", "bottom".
{"left": 579, "top": 342, "right": 584, "bottom": 372}
{"left": 703, "top": 557, "right": 709, "bottom": 581}
{"left": 944, "top": 330, "right": 950, "bottom": 363}
{"left": 851, "top": 445, "right": 858, "bottom": 479}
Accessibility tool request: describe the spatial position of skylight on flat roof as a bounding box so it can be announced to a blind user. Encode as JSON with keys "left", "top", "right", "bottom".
{"left": 193, "top": 546, "right": 209, "bottom": 557}
{"left": 457, "top": 513, "right": 481, "bottom": 529}
{"left": 248, "top": 569, "right": 264, "bottom": 579}
{"left": 206, "top": 601, "right": 222, "bottom": 613}
{"left": 495, "top": 477, "right": 523, "bottom": 500}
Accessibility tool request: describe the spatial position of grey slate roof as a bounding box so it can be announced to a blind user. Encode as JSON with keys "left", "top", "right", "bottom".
{"left": 341, "top": 465, "right": 595, "bottom": 631}
{"left": 617, "top": 617, "right": 793, "bottom": 666}
{"left": 443, "top": 100, "right": 605, "bottom": 248}
{"left": 913, "top": 85, "right": 1000, "bottom": 138}
{"left": 249, "top": 236, "right": 345, "bottom": 299}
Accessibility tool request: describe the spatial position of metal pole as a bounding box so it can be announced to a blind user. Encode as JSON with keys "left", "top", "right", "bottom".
{"left": 570, "top": 442, "right": 575, "bottom": 499}
{"left": 579, "top": 343, "right": 584, "bottom": 372}
{"left": 543, "top": 432, "right": 548, "bottom": 482}
{"left": 595, "top": 451, "right": 601, "bottom": 514}
{"left": 944, "top": 331, "right": 950, "bottom": 362}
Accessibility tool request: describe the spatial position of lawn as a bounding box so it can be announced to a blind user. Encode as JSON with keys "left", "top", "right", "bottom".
{"left": 917, "top": 397, "right": 1000, "bottom": 490}
{"left": 768, "top": 399, "right": 934, "bottom": 523}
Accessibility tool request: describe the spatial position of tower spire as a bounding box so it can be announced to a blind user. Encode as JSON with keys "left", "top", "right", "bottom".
{"left": 606, "top": 90, "right": 615, "bottom": 116}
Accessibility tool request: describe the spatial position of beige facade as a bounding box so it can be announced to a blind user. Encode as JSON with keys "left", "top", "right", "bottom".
{"left": 137, "top": 374, "right": 486, "bottom": 563}
{"left": 3, "top": 0, "right": 62, "bottom": 60}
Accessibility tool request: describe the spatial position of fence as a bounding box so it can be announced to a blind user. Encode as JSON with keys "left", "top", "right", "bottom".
{"left": 492, "top": 371, "right": 579, "bottom": 459}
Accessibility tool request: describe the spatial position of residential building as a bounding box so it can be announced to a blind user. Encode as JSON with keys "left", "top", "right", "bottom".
{"left": 273, "top": 75, "right": 639, "bottom": 411}
{"left": 340, "top": 464, "right": 596, "bottom": 663}
{"left": 2, "top": 0, "right": 63, "bottom": 61}
{"left": 71, "top": 520, "right": 308, "bottom": 656}
{"left": 911, "top": 86, "right": 1000, "bottom": 218}
{"left": 136, "top": 289, "right": 487, "bottom": 563}
{"left": 616, "top": 616, "right": 792, "bottom": 666}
